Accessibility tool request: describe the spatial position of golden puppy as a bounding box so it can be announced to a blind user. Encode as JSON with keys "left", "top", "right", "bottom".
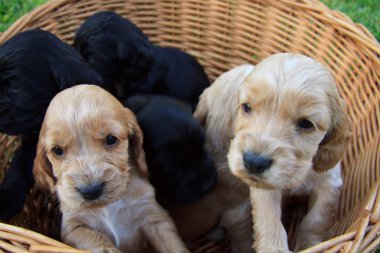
{"left": 196, "top": 53, "right": 350, "bottom": 252}
{"left": 33, "top": 85, "right": 189, "bottom": 253}
{"left": 182, "top": 65, "right": 258, "bottom": 253}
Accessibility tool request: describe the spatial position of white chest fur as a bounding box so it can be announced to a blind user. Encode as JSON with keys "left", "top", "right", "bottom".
{"left": 285, "top": 163, "right": 343, "bottom": 197}
{"left": 99, "top": 198, "right": 146, "bottom": 251}
{"left": 74, "top": 195, "right": 150, "bottom": 252}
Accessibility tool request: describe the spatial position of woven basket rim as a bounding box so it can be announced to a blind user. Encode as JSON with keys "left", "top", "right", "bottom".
{"left": 1, "top": 0, "right": 379, "bottom": 56}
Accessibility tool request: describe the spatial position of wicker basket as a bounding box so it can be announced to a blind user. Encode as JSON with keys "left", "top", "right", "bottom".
{"left": 1, "top": 0, "right": 379, "bottom": 252}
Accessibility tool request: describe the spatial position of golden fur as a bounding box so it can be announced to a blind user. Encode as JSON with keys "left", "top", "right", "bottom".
{"left": 173, "top": 65, "right": 257, "bottom": 253}
{"left": 196, "top": 53, "right": 350, "bottom": 252}
{"left": 33, "top": 85, "right": 189, "bottom": 253}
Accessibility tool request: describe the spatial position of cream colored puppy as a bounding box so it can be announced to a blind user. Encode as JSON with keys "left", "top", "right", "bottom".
{"left": 186, "top": 65, "right": 257, "bottom": 253}
{"left": 196, "top": 53, "right": 350, "bottom": 252}
{"left": 33, "top": 85, "right": 189, "bottom": 253}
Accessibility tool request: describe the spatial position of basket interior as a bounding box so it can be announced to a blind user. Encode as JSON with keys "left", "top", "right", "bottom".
{"left": 0, "top": 0, "right": 379, "bottom": 251}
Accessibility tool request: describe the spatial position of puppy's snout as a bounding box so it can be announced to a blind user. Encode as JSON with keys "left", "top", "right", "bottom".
{"left": 243, "top": 151, "right": 272, "bottom": 174}
{"left": 76, "top": 182, "right": 105, "bottom": 201}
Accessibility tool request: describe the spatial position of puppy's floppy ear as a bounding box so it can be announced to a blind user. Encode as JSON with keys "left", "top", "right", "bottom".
{"left": 51, "top": 55, "right": 105, "bottom": 90}
{"left": 193, "top": 89, "right": 210, "bottom": 126}
{"left": 194, "top": 64, "right": 255, "bottom": 136}
{"left": 33, "top": 130, "right": 56, "bottom": 192}
{"left": 312, "top": 95, "right": 351, "bottom": 172}
{"left": 124, "top": 108, "right": 148, "bottom": 177}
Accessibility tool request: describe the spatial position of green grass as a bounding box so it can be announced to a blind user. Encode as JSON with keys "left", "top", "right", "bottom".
{"left": 0, "top": 0, "right": 47, "bottom": 32}
{"left": 321, "top": 0, "right": 380, "bottom": 40}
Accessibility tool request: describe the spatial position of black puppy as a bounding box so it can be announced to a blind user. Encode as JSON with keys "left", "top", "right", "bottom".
{"left": 74, "top": 11, "right": 210, "bottom": 110}
{"left": 124, "top": 95, "right": 216, "bottom": 205}
{"left": 0, "top": 29, "right": 104, "bottom": 135}
{"left": 0, "top": 29, "right": 104, "bottom": 219}
{"left": 140, "top": 46, "right": 210, "bottom": 111}
{"left": 74, "top": 11, "right": 153, "bottom": 98}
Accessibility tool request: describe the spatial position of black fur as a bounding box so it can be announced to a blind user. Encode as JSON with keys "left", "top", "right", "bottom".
{"left": 74, "top": 11, "right": 153, "bottom": 98}
{"left": 0, "top": 134, "right": 38, "bottom": 219}
{"left": 124, "top": 95, "right": 216, "bottom": 205}
{"left": 0, "top": 29, "right": 104, "bottom": 135}
{"left": 0, "top": 29, "right": 104, "bottom": 219}
{"left": 74, "top": 11, "right": 210, "bottom": 109}
{"left": 141, "top": 46, "right": 210, "bottom": 111}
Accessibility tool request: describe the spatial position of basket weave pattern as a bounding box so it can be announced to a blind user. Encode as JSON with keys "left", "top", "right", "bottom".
{"left": 0, "top": 0, "right": 379, "bottom": 252}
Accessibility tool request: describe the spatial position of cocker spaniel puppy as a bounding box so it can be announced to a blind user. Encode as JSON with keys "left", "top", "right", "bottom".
{"left": 123, "top": 94, "right": 217, "bottom": 205}
{"left": 74, "top": 11, "right": 152, "bottom": 98}
{"left": 184, "top": 66, "right": 259, "bottom": 253}
{"left": 74, "top": 11, "right": 210, "bottom": 110}
{"left": 33, "top": 85, "right": 189, "bottom": 253}
{"left": 0, "top": 29, "right": 103, "bottom": 219}
{"left": 197, "top": 53, "right": 350, "bottom": 252}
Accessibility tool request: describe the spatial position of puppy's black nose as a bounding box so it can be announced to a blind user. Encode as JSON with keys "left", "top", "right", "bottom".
{"left": 77, "top": 182, "right": 104, "bottom": 201}
{"left": 243, "top": 151, "right": 272, "bottom": 174}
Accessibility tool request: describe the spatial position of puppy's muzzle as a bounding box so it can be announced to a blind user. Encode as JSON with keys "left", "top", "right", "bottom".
{"left": 76, "top": 182, "right": 105, "bottom": 201}
{"left": 243, "top": 151, "right": 272, "bottom": 174}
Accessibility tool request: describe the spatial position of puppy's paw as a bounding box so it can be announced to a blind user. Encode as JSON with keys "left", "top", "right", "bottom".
{"left": 294, "top": 239, "right": 321, "bottom": 252}
{"left": 93, "top": 247, "right": 122, "bottom": 253}
{"left": 295, "top": 223, "right": 324, "bottom": 251}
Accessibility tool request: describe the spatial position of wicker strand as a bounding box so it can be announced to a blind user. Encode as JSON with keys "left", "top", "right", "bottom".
{"left": 349, "top": 213, "right": 371, "bottom": 253}
{"left": 0, "top": 224, "right": 69, "bottom": 248}
{"left": 0, "top": 240, "right": 29, "bottom": 253}
{"left": 360, "top": 221, "right": 380, "bottom": 251}
{"left": 323, "top": 242, "right": 345, "bottom": 253}
{"left": 10, "top": 241, "right": 28, "bottom": 251}
{"left": 298, "top": 232, "right": 356, "bottom": 253}
{"left": 29, "top": 245, "right": 90, "bottom": 253}
{"left": 361, "top": 236, "right": 380, "bottom": 253}
{"left": 0, "top": 231, "right": 39, "bottom": 245}
{"left": 371, "top": 184, "right": 380, "bottom": 224}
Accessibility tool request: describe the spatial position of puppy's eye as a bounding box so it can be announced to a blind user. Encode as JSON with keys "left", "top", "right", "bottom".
{"left": 241, "top": 103, "right": 252, "bottom": 114}
{"left": 52, "top": 146, "right": 64, "bottom": 156}
{"left": 105, "top": 135, "right": 118, "bottom": 146}
{"left": 297, "top": 119, "right": 314, "bottom": 130}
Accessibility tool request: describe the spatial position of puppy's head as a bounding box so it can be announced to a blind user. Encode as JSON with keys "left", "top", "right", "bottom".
{"left": 74, "top": 11, "right": 153, "bottom": 98}
{"left": 228, "top": 53, "right": 350, "bottom": 190}
{"left": 125, "top": 95, "right": 217, "bottom": 204}
{"left": 33, "top": 85, "right": 147, "bottom": 208}
{"left": 149, "top": 47, "right": 210, "bottom": 111}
